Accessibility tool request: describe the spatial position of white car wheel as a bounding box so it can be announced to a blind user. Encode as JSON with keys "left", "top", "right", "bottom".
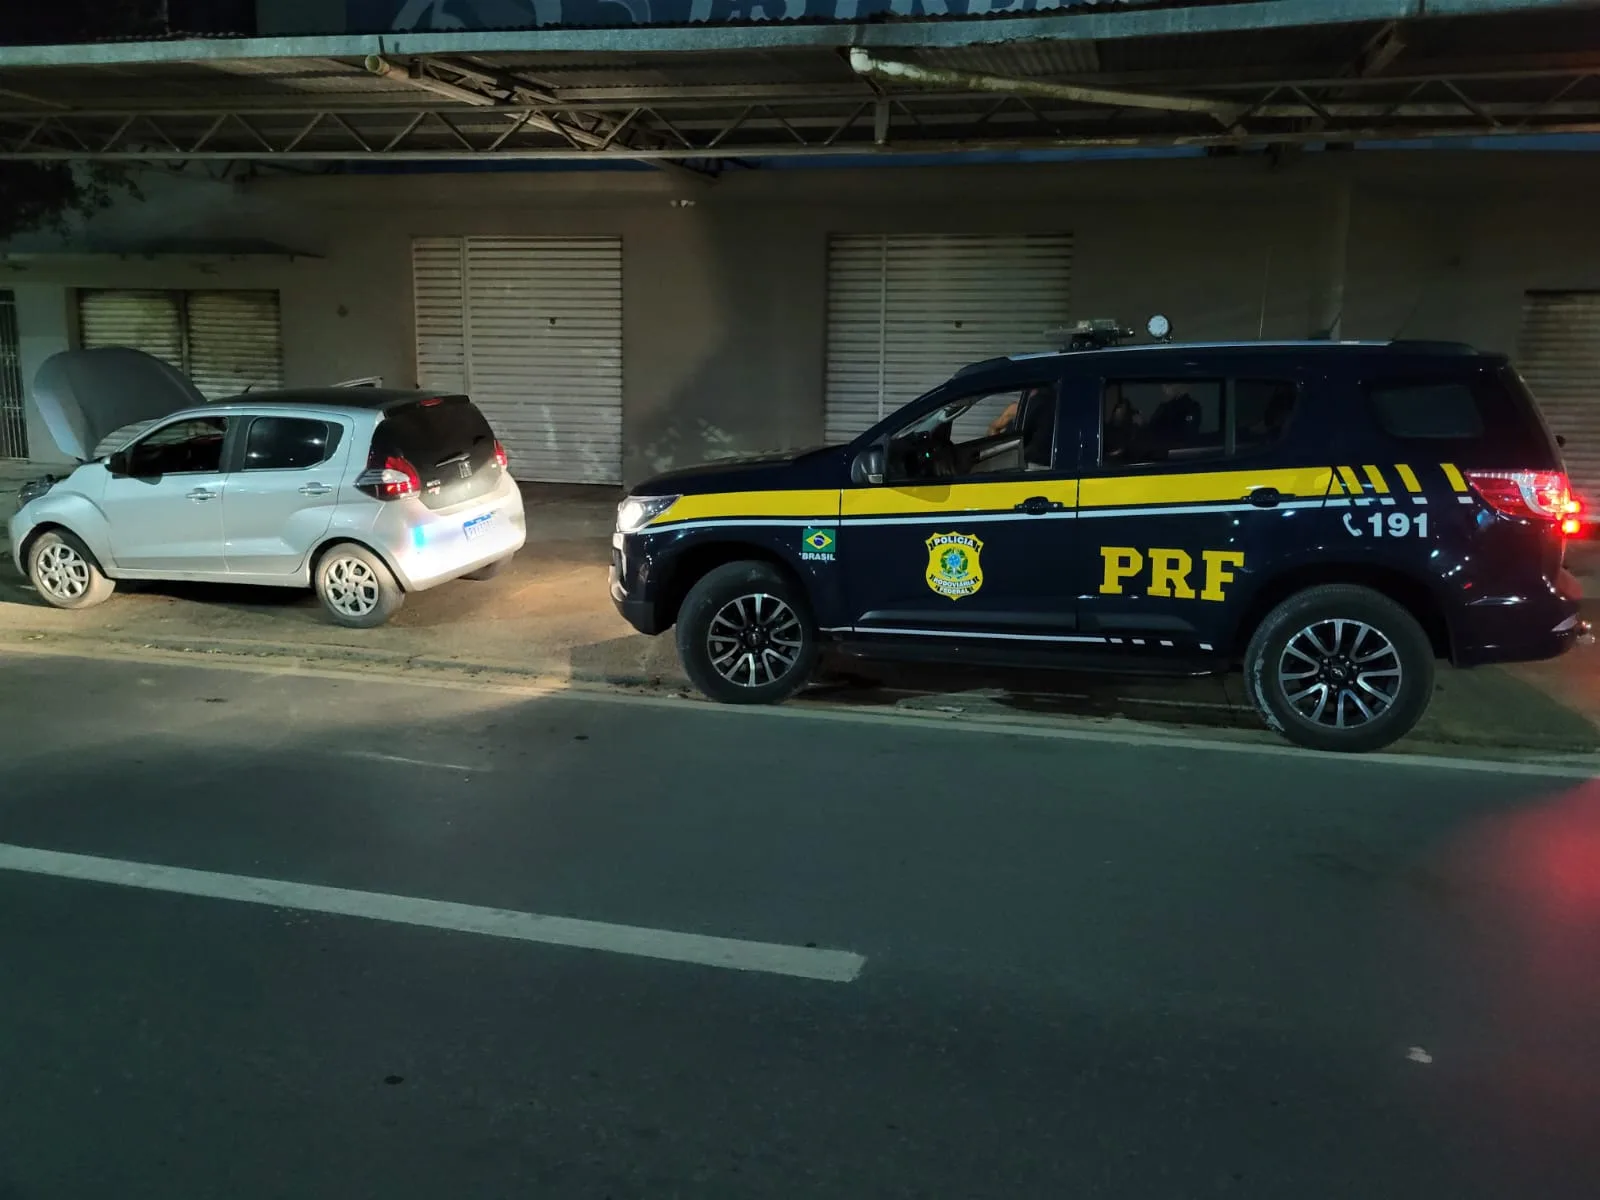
{"left": 315, "top": 544, "right": 403, "bottom": 628}
{"left": 26, "top": 530, "right": 115, "bottom": 611}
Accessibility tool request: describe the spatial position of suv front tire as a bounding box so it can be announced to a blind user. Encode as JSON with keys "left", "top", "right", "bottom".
{"left": 676, "top": 561, "right": 818, "bottom": 704}
{"left": 1245, "top": 584, "right": 1435, "bottom": 753}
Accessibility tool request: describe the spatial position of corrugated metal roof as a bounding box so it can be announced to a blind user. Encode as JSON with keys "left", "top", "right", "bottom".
{"left": 317, "top": 0, "right": 1152, "bottom": 36}
{"left": 917, "top": 41, "right": 1104, "bottom": 79}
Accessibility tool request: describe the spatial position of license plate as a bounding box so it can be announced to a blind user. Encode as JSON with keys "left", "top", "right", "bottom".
{"left": 463, "top": 513, "right": 495, "bottom": 541}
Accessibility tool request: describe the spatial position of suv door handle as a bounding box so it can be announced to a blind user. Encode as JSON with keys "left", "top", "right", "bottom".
{"left": 1014, "top": 496, "right": 1067, "bottom": 515}
{"left": 298, "top": 483, "right": 332, "bottom": 496}
{"left": 1247, "top": 487, "right": 1282, "bottom": 509}
{"left": 186, "top": 488, "right": 217, "bottom": 502}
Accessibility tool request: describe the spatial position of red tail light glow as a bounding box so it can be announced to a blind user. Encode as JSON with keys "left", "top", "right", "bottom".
{"left": 356, "top": 453, "right": 421, "bottom": 500}
{"left": 494, "top": 440, "right": 508, "bottom": 470}
{"left": 1463, "top": 470, "right": 1574, "bottom": 523}
{"left": 1563, "top": 495, "right": 1585, "bottom": 537}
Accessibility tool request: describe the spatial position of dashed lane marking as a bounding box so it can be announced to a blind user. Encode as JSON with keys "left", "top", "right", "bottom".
{"left": 0, "top": 841, "right": 867, "bottom": 984}
{"left": 343, "top": 750, "right": 483, "bottom": 773}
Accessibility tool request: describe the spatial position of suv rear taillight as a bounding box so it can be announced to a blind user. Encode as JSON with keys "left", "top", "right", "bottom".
{"left": 494, "top": 440, "right": 508, "bottom": 471}
{"left": 355, "top": 453, "right": 421, "bottom": 500}
{"left": 1464, "top": 469, "right": 1576, "bottom": 523}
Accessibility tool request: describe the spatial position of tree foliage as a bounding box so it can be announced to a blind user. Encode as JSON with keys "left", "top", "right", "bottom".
{"left": 0, "top": 1, "right": 162, "bottom": 240}
{"left": 0, "top": 163, "right": 138, "bottom": 244}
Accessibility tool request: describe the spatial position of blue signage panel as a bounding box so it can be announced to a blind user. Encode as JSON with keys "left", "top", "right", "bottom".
{"left": 350, "top": 0, "right": 1090, "bottom": 31}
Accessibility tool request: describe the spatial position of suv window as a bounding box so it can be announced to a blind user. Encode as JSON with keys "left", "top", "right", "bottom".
{"left": 1365, "top": 366, "right": 1554, "bottom": 461}
{"left": 1369, "top": 382, "right": 1486, "bottom": 440}
{"left": 127, "top": 417, "right": 227, "bottom": 476}
{"left": 1102, "top": 378, "right": 1298, "bottom": 466}
{"left": 885, "top": 385, "right": 1057, "bottom": 482}
{"left": 243, "top": 416, "right": 339, "bottom": 470}
{"left": 1234, "top": 379, "right": 1301, "bottom": 454}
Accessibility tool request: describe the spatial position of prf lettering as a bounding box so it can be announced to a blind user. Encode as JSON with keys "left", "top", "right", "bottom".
{"left": 1099, "top": 547, "right": 1246, "bottom": 602}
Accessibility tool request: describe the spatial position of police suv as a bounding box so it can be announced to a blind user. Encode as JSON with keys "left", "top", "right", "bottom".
{"left": 610, "top": 318, "right": 1586, "bottom": 753}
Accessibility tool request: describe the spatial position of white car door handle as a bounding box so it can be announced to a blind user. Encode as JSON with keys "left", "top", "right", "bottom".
{"left": 298, "top": 483, "right": 332, "bottom": 496}
{"left": 186, "top": 488, "right": 217, "bottom": 502}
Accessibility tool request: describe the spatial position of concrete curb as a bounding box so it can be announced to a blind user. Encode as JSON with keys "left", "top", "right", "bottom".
{"left": 0, "top": 627, "right": 685, "bottom": 690}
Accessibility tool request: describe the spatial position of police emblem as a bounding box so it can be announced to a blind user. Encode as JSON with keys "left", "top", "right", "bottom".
{"left": 925, "top": 532, "right": 984, "bottom": 599}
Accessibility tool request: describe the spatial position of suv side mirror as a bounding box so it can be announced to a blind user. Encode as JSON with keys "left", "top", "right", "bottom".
{"left": 852, "top": 446, "right": 885, "bottom": 486}
{"left": 106, "top": 449, "right": 130, "bottom": 477}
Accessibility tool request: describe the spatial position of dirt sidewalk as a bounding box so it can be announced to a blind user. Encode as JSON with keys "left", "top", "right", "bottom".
{"left": 3, "top": 468, "right": 1598, "bottom": 758}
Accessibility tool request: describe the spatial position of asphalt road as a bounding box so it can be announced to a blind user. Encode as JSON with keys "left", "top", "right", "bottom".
{"left": 2, "top": 651, "right": 1599, "bottom": 1199}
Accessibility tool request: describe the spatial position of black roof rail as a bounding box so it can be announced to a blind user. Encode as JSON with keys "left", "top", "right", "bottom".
{"left": 1385, "top": 339, "right": 1479, "bottom": 355}
{"left": 953, "top": 355, "right": 1013, "bottom": 377}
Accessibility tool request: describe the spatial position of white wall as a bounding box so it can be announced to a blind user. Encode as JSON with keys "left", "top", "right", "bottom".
{"left": 7, "top": 152, "right": 1600, "bottom": 477}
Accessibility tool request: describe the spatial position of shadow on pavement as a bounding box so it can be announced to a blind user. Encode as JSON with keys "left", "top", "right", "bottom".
{"left": 4, "top": 522, "right": 1599, "bottom": 755}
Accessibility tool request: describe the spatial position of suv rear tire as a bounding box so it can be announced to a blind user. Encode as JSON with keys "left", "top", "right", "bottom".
{"left": 315, "top": 543, "right": 404, "bottom": 628}
{"left": 676, "top": 561, "right": 818, "bottom": 705}
{"left": 26, "top": 529, "right": 115, "bottom": 610}
{"left": 1245, "top": 584, "right": 1435, "bottom": 753}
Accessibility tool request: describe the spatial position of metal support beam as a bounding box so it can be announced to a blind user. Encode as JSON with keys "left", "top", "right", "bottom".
{"left": 0, "top": 64, "right": 1595, "bottom": 162}
{"left": 1358, "top": 22, "right": 1408, "bottom": 78}
{"left": 848, "top": 48, "right": 1250, "bottom": 126}
{"left": 363, "top": 54, "right": 715, "bottom": 183}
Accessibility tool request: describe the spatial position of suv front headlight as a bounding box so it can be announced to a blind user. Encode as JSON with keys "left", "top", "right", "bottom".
{"left": 616, "top": 494, "right": 679, "bottom": 534}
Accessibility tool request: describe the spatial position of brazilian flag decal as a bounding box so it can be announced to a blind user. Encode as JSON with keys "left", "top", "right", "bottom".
{"left": 801, "top": 527, "right": 837, "bottom": 559}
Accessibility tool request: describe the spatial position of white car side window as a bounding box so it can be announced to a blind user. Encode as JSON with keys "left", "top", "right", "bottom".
{"left": 124, "top": 417, "right": 228, "bottom": 476}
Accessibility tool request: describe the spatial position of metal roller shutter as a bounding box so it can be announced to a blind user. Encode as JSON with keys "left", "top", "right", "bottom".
{"left": 0, "top": 290, "right": 26, "bottom": 458}
{"left": 1518, "top": 292, "right": 1600, "bottom": 502}
{"left": 412, "top": 236, "right": 624, "bottom": 485}
{"left": 824, "top": 233, "right": 1074, "bottom": 443}
{"left": 78, "top": 290, "right": 183, "bottom": 366}
{"left": 186, "top": 291, "right": 284, "bottom": 398}
{"left": 413, "top": 237, "right": 468, "bottom": 396}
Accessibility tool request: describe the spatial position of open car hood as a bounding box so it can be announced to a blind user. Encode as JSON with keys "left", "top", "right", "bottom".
{"left": 32, "top": 347, "right": 205, "bottom": 462}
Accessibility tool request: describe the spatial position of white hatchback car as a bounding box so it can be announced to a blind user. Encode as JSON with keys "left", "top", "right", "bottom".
{"left": 9, "top": 348, "right": 526, "bottom": 627}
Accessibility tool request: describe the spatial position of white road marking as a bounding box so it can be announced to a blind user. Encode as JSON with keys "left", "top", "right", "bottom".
{"left": 1112, "top": 696, "right": 1236, "bottom": 712}
{"left": 0, "top": 841, "right": 865, "bottom": 984}
{"left": 2, "top": 640, "right": 1596, "bottom": 781}
{"left": 344, "top": 750, "right": 481, "bottom": 773}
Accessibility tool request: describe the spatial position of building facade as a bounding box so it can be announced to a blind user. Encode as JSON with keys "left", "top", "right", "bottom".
{"left": 5, "top": 149, "right": 1600, "bottom": 495}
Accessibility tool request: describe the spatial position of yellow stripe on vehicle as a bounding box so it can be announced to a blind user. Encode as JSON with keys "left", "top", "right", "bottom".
{"left": 1362, "top": 465, "right": 1391, "bottom": 494}
{"left": 1337, "top": 466, "right": 1365, "bottom": 496}
{"left": 1395, "top": 464, "right": 1423, "bottom": 494}
{"left": 650, "top": 465, "right": 1342, "bottom": 528}
{"left": 1080, "top": 466, "right": 1334, "bottom": 510}
{"left": 843, "top": 479, "right": 1078, "bottom": 517}
{"left": 650, "top": 489, "right": 841, "bottom": 525}
{"left": 1441, "top": 463, "right": 1469, "bottom": 493}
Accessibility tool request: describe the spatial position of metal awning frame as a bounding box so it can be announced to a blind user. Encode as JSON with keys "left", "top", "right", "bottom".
{"left": 1, "top": 0, "right": 1599, "bottom": 166}
{"left": 1, "top": 58, "right": 1597, "bottom": 163}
